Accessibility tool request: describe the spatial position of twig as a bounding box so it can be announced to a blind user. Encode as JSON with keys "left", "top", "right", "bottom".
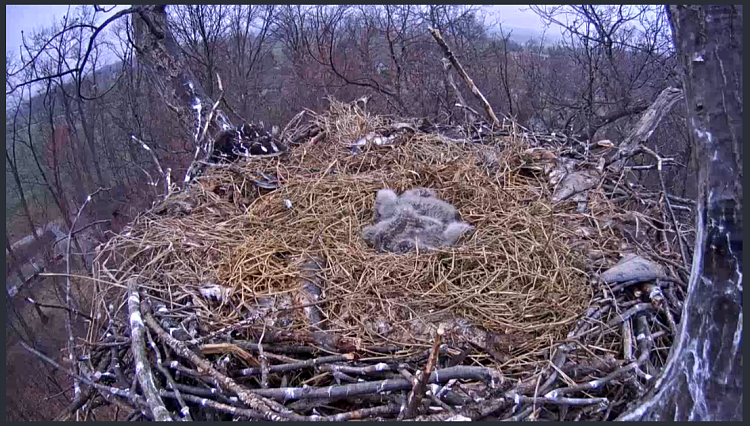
{"left": 191, "top": 317, "right": 260, "bottom": 345}
{"left": 53, "top": 219, "right": 111, "bottom": 245}
{"left": 509, "top": 392, "right": 608, "bottom": 406}
{"left": 126, "top": 279, "right": 173, "bottom": 421}
{"left": 204, "top": 342, "right": 298, "bottom": 364}
{"left": 168, "top": 383, "right": 236, "bottom": 405}
{"left": 147, "top": 327, "right": 192, "bottom": 421}
{"left": 633, "top": 313, "right": 656, "bottom": 377}
{"left": 640, "top": 144, "right": 690, "bottom": 268}
{"left": 185, "top": 73, "right": 226, "bottom": 185}
{"left": 545, "top": 349, "right": 651, "bottom": 399}
{"left": 647, "top": 284, "right": 678, "bottom": 336}
{"left": 19, "top": 340, "right": 135, "bottom": 400}
{"left": 569, "top": 303, "right": 655, "bottom": 339}
{"left": 110, "top": 346, "right": 128, "bottom": 387}
{"left": 236, "top": 354, "right": 353, "bottom": 377}
{"left": 257, "top": 322, "right": 269, "bottom": 389}
{"left": 65, "top": 186, "right": 107, "bottom": 402}
{"left": 404, "top": 325, "right": 444, "bottom": 418}
{"left": 429, "top": 28, "right": 501, "bottom": 128}
{"left": 159, "top": 390, "right": 269, "bottom": 421}
{"left": 197, "top": 73, "right": 225, "bottom": 149}
{"left": 606, "top": 87, "right": 684, "bottom": 172}
{"left": 324, "top": 404, "right": 401, "bottom": 421}
{"left": 606, "top": 303, "right": 656, "bottom": 328}
{"left": 163, "top": 390, "right": 400, "bottom": 421}
{"left": 441, "top": 57, "right": 476, "bottom": 123}
{"left": 247, "top": 366, "right": 502, "bottom": 401}
{"left": 54, "top": 350, "right": 112, "bottom": 421}
{"left": 502, "top": 405, "right": 533, "bottom": 421}
{"left": 162, "top": 361, "right": 222, "bottom": 389}
{"left": 622, "top": 319, "right": 634, "bottom": 361}
{"left": 131, "top": 135, "right": 169, "bottom": 194}
{"left": 319, "top": 361, "right": 401, "bottom": 377}
{"left": 24, "top": 297, "right": 93, "bottom": 321}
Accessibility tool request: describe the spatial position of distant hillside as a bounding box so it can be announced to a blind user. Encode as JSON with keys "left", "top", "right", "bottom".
{"left": 489, "top": 25, "right": 562, "bottom": 46}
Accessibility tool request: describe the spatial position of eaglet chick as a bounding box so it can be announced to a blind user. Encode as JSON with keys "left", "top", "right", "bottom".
{"left": 373, "top": 188, "right": 459, "bottom": 224}
{"left": 364, "top": 188, "right": 474, "bottom": 254}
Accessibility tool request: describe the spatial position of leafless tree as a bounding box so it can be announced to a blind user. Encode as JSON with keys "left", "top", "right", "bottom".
{"left": 530, "top": 5, "right": 676, "bottom": 139}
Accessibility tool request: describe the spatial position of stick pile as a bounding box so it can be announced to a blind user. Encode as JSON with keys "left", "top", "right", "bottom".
{"left": 53, "top": 98, "right": 690, "bottom": 421}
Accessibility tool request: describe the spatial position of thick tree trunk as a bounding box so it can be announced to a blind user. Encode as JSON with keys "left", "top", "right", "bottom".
{"left": 131, "top": 5, "right": 233, "bottom": 183}
{"left": 132, "top": 5, "right": 229, "bottom": 142}
{"left": 617, "top": 5, "right": 742, "bottom": 421}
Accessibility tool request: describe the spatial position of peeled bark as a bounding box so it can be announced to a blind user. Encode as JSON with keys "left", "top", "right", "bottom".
{"left": 617, "top": 5, "right": 742, "bottom": 421}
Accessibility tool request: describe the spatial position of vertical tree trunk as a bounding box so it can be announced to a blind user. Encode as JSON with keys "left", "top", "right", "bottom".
{"left": 617, "top": 5, "right": 742, "bottom": 421}
{"left": 132, "top": 5, "right": 227, "bottom": 140}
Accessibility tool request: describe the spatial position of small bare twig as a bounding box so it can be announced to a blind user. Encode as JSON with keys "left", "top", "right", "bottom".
{"left": 146, "top": 327, "right": 192, "bottom": 421}
{"left": 131, "top": 135, "right": 168, "bottom": 194}
{"left": 257, "top": 322, "right": 270, "bottom": 389}
{"left": 404, "top": 325, "right": 444, "bottom": 418}
{"left": 237, "top": 354, "right": 354, "bottom": 377}
{"left": 24, "top": 297, "right": 93, "bottom": 321}
{"left": 65, "top": 186, "right": 107, "bottom": 402}
{"left": 191, "top": 317, "right": 260, "bottom": 345}
{"left": 640, "top": 144, "right": 690, "bottom": 268}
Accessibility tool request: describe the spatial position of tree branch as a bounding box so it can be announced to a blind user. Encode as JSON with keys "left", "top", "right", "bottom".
{"left": 429, "top": 27, "right": 501, "bottom": 128}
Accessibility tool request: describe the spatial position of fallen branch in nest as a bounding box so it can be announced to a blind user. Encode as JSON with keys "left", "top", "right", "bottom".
{"left": 607, "top": 87, "right": 684, "bottom": 172}
{"left": 429, "top": 27, "right": 501, "bottom": 128}
{"left": 235, "top": 354, "right": 354, "bottom": 377}
{"left": 248, "top": 366, "right": 503, "bottom": 402}
{"left": 403, "top": 325, "right": 444, "bottom": 419}
{"left": 318, "top": 361, "right": 404, "bottom": 376}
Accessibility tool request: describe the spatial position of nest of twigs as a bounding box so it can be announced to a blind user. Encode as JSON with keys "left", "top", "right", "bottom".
{"left": 79, "top": 99, "right": 690, "bottom": 421}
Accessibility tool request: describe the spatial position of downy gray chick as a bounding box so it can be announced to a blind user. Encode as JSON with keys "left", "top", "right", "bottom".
{"left": 364, "top": 195, "right": 474, "bottom": 254}
{"left": 387, "top": 220, "right": 475, "bottom": 254}
{"left": 373, "top": 188, "right": 458, "bottom": 224}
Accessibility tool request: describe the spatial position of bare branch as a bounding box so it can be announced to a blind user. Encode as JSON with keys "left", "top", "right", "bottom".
{"left": 429, "top": 27, "right": 500, "bottom": 128}
{"left": 126, "top": 279, "right": 172, "bottom": 421}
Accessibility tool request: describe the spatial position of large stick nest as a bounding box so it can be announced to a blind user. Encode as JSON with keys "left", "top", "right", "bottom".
{"left": 82, "top": 99, "right": 691, "bottom": 421}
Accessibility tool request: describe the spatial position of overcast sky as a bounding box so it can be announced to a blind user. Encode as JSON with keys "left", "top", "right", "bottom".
{"left": 6, "top": 4, "right": 555, "bottom": 57}
{"left": 6, "top": 4, "right": 129, "bottom": 57}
